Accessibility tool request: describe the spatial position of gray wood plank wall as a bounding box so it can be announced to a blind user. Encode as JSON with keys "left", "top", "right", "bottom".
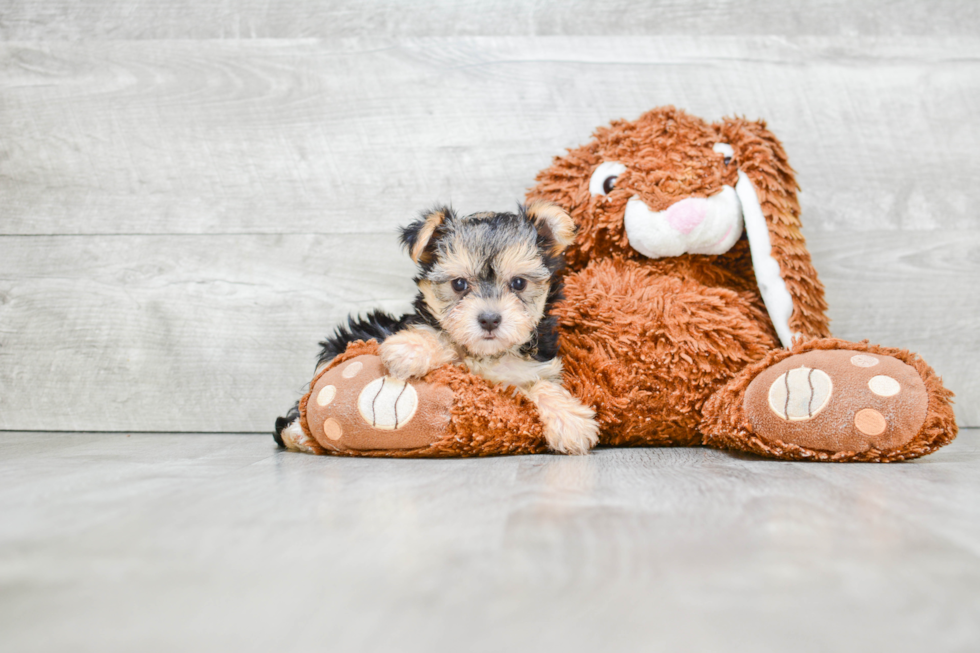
{"left": 1, "top": 2, "right": 978, "bottom": 432}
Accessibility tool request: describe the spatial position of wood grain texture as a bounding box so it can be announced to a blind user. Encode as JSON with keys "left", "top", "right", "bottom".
{"left": 2, "top": 37, "right": 979, "bottom": 236}
{"left": 2, "top": 26, "right": 977, "bottom": 432}
{"left": 1, "top": 431, "right": 979, "bottom": 652}
{"left": 0, "top": 234, "right": 418, "bottom": 432}
{"left": 1, "top": 231, "right": 976, "bottom": 432}
{"left": 2, "top": 0, "right": 978, "bottom": 40}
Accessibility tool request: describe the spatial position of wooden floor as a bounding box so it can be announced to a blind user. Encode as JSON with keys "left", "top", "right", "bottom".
{"left": 1, "top": 430, "right": 979, "bottom": 652}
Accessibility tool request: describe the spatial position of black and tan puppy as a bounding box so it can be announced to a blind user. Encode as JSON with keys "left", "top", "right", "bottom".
{"left": 382, "top": 202, "right": 598, "bottom": 454}
{"left": 278, "top": 202, "right": 599, "bottom": 455}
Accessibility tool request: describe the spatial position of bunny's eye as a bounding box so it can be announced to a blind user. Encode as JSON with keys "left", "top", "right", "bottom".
{"left": 589, "top": 161, "right": 628, "bottom": 196}
{"left": 713, "top": 143, "right": 734, "bottom": 166}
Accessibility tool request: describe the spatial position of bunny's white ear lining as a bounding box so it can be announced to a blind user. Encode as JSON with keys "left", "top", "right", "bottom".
{"left": 736, "top": 170, "right": 797, "bottom": 348}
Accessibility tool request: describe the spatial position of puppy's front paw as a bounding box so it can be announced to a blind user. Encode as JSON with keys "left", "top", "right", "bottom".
{"left": 278, "top": 418, "right": 319, "bottom": 454}
{"left": 528, "top": 381, "right": 600, "bottom": 455}
{"left": 379, "top": 330, "right": 449, "bottom": 379}
{"left": 544, "top": 409, "right": 600, "bottom": 456}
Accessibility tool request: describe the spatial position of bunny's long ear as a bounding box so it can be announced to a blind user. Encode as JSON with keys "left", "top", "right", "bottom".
{"left": 400, "top": 206, "right": 454, "bottom": 266}
{"left": 717, "top": 117, "right": 831, "bottom": 345}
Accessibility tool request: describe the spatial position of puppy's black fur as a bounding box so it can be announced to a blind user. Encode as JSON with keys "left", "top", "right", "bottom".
{"left": 315, "top": 310, "right": 418, "bottom": 369}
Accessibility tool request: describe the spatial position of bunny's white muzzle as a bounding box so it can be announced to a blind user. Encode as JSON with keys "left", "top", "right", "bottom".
{"left": 623, "top": 185, "right": 744, "bottom": 259}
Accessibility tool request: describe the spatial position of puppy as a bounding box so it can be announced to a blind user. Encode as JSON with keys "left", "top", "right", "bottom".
{"left": 275, "top": 203, "right": 599, "bottom": 455}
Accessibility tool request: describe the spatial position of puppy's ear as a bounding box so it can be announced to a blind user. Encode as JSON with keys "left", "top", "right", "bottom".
{"left": 400, "top": 206, "right": 454, "bottom": 265}
{"left": 524, "top": 201, "right": 576, "bottom": 255}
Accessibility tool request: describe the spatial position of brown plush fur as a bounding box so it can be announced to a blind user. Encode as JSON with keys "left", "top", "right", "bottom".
{"left": 554, "top": 256, "right": 778, "bottom": 447}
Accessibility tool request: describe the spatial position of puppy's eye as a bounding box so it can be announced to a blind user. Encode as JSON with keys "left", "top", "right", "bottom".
{"left": 589, "top": 161, "right": 627, "bottom": 196}
{"left": 509, "top": 277, "right": 527, "bottom": 292}
{"left": 713, "top": 143, "right": 734, "bottom": 166}
{"left": 451, "top": 278, "right": 468, "bottom": 292}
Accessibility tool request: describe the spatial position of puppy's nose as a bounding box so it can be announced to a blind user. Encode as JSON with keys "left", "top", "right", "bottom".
{"left": 478, "top": 312, "right": 502, "bottom": 333}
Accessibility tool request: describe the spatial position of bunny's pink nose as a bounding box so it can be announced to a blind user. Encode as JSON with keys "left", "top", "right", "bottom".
{"left": 665, "top": 198, "right": 708, "bottom": 234}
